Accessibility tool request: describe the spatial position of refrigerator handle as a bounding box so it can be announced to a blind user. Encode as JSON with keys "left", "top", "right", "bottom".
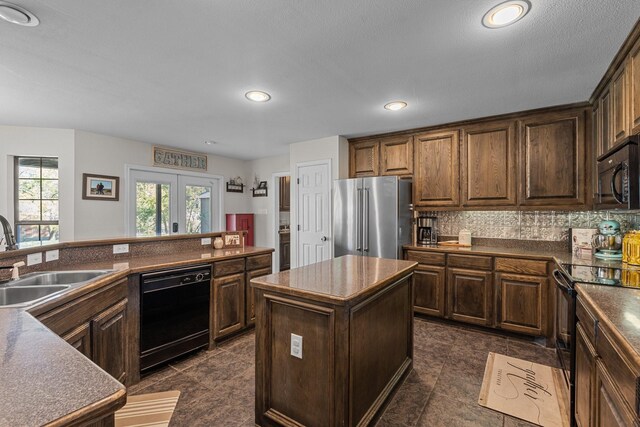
{"left": 363, "top": 188, "right": 369, "bottom": 252}
{"left": 356, "top": 188, "right": 362, "bottom": 252}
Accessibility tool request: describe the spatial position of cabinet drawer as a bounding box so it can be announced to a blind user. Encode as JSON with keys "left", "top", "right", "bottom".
{"left": 596, "top": 325, "right": 640, "bottom": 416}
{"left": 448, "top": 254, "right": 492, "bottom": 270}
{"left": 495, "top": 257, "right": 547, "bottom": 276}
{"left": 247, "top": 254, "right": 272, "bottom": 271}
{"left": 405, "top": 250, "right": 446, "bottom": 266}
{"left": 576, "top": 296, "right": 597, "bottom": 345}
{"left": 214, "top": 258, "right": 245, "bottom": 277}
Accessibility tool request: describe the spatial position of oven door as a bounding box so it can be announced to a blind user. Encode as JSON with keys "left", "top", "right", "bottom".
{"left": 553, "top": 269, "right": 576, "bottom": 387}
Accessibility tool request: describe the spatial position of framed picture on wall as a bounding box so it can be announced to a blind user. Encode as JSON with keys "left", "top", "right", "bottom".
{"left": 82, "top": 173, "right": 120, "bottom": 201}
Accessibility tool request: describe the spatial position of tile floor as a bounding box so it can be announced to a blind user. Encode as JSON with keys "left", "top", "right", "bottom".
{"left": 129, "top": 317, "right": 560, "bottom": 426}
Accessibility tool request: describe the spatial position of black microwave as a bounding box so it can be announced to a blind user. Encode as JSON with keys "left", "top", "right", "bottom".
{"left": 596, "top": 136, "right": 640, "bottom": 210}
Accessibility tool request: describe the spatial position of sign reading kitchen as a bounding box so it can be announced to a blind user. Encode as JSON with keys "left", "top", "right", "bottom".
{"left": 153, "top": 146, "right": 208, "bottom": 172}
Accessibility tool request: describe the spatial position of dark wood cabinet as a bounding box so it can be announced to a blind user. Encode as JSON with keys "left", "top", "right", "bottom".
{"left": 212, "top": 272, "right": 245, "bottom": 339}
{"left": 595, "top": 361, "right": 636, "bottom": 427}
{"left": 446, "top": 268, "right": 492, "bottom": 326}
{"left": 601, "top": 89, "right": 612, "bottom": 154}
{"left": 460, "top": 120, "right": 517, "bottom": 207}
{"left": 380, "top": 135, "right": 413, "bottom": 176}
{"left": 413, "top": 265, "right": 446, "bottom": 317}
{"left": 279, "top": 176, "right": 290, "bottom": 211}
{"left": 495, "top": 273, "right": 546, "bottom": 336}
{"left": 245, "top": 266, "right": 272, "bottom": 326}
{"left": 630, "top": 38, "right": 640, "bottom": 135}
{"left": 518, "top": 109, "right": 587, "bottom": 208}
{"left": 92, "top": 299, "right": 128, "bottom": 384}
{"left": 350, "top": 140, "right": 379, "bottom": 177}
{"left": 611, "top": 67, "right": 630, "bottom": 145}
{"left": 61, "top": 322, "right": 92, "bottom": 359}
{"left": 414, "top": 129, "right": 460, "bottom": 207}
{"left": 575, "top": 323, "right": 596, "bottom": 427}
{"left": 279, "top": 232, "right": 290, "bottom": 271}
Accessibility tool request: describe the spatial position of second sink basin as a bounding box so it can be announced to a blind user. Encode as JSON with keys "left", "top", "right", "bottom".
{"left": 14, "top": 270, "right": 111, "bottom": 286}
{"left": 0, "top": 285, "right": 70, "bottom": 306}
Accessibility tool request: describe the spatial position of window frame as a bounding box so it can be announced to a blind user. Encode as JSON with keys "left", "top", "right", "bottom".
{"left": 13, "top": 156, "right": 60, "bottom": 244}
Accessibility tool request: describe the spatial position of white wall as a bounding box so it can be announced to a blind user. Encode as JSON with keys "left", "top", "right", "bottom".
{"left": 247, "top": 154, "right": 289, "bottom": 250}
{"left": 74, "top": 130, "right": 251, "bottom": 239}
{"left": 0, "top": 125, "right": 76, "bottom": 241}
{"left": 289, "top": 135, "right": 349, "bottom": 267}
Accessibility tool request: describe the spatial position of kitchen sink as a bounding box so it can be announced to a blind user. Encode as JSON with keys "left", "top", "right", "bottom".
{"left": 13, "top": 270, "right": 111, "bottom": 287}
{"left": 0, "top": 285, "right": 70, "bottom": 306}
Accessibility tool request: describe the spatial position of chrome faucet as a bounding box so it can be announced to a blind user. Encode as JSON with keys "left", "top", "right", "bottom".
{"left": 0, "top": 215, "right": 18, "bottom": 251}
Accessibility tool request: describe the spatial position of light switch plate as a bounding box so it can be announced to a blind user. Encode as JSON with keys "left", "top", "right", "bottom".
{"left": 201, "top": 237, "right": 211, "bottom": 245}
{"left": 27, "top": 252, "right": 42, "bottom": 266}
{"left": 45, "top": 250, "right": 59, "bottom": 262}
{"left": 113, "top": 244, "right": 129, "bottom": 254}
{"left": 291, "top": 333, "right": 303, "bottom": 359}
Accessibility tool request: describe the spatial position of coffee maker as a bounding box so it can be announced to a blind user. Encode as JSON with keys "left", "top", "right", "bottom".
{"left": 417, "top": 216, "right": 437, "bottom": 246}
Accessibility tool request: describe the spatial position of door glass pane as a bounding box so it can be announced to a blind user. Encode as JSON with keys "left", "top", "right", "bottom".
{"left": 136, "top": 182, "right": 171, "bottom": 236}
{"left": 185, "top": 185, "right": 211, "bottom": 234}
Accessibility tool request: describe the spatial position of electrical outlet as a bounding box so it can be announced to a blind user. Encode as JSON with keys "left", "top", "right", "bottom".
{"left": 290, "top": 333, "right": 303, "bottom": 359}
{"left": 201, "top": 237, "right": 211, "bottom": 245}
{"left": 27, "top": 252, "right": 42, "bottom": 266}
{"left": 113, "top": 244, "right": 129, "bottom": 254}
{"left": 45, "top": 250, "right": 59, "bottom": 262}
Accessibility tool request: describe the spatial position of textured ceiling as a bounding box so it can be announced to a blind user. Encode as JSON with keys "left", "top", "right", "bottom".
{"left": 0, "top": 1, "right": 639, "bottom": 160}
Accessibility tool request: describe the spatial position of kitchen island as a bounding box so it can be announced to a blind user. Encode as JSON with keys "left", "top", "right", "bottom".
{"left": 251, "top": 255, "right": 417, "bottom": 427}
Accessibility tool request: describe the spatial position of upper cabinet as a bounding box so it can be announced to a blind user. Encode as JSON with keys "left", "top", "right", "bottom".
{"left": 279, "top": 176, "right": 290, "bottom": 211}
{"left": 349, "top": 136, "right": 412, "bottom": 177}
{"left": 460, "top": 120, "right": 517, "bottom": 207}
{"left": 518, "top": 109, "right": 587, "bottom": 208}
{"left": 349, "top": 140, "right": 379, "bottom": 177}
{"left": 414, "top": 129, "right": 460, "bottom": 207}
{"left": 611, "top": 67, "right": 630, "bottom": 145}
{"left": 630, "top": 37, "right": 640, "bottom": 135}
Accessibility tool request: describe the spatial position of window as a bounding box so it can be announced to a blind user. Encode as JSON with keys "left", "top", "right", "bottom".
{"left": 14, "top": 157, "right": 59, "bottom": 245}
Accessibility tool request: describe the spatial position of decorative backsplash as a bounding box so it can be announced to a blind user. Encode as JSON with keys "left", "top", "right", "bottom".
{"left": 421, "top": 211, "right": 640, "bottom": 242}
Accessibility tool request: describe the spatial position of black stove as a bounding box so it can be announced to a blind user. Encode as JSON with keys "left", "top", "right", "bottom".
{"left": 561, "top": 262, "right": 640, "bottom": 288}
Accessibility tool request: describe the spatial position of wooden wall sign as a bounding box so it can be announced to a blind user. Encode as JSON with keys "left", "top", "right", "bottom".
{"left": 153, "top": 146, "right": 208, "bottom": 172}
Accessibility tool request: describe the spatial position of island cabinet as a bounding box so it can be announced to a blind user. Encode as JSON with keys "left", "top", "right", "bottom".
{"left": 574, "top": 293, "right": 640, "bottom": 427}
{"left": 32, "top": 277, "right": 130, "bottom": 384}
{"left": 251, "top": 255, "right": 417, "bottom": 427}
{"left": 405, "top": 249, "right": 552, "bottom": 341}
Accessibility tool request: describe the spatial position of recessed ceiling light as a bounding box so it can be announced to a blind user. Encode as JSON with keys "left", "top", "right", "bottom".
{"left": 0, "top": 1, "right": 39, "bottom": 26}
{"left": 204, "top": 140, "right": 215, "bottom": 145}
{"left": 384, "top": 101, "right": 407, "bottom": 111}
{"left": 482, "top": 0, "right": 530, "bottom": 29}
{"left": 245, "top": 90, "right": 271, "bottom": 102}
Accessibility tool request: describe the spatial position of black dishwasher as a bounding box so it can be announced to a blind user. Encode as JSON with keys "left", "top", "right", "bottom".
{"left": 140, "top": 265, "right": 211, "bottom": 374}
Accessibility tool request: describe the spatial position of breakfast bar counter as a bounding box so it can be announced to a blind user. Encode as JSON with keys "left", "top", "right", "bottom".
{"left": 251, "top": 255, "right": 417, "bottom": 427}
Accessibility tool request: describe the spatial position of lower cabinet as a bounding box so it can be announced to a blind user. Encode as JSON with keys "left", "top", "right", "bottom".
{"left": 495, "top": 273, "right": 547, "bottom": 336}
{"left": 35, "top": 278, "right": 129, "bottom": 384}
{"left": 245, "top": 266, "right": 272, "bottom": 326}
{"left": 575, "top": 323, "right": 596, "bottom": 427}
{"left": 414, "top": 265, "right": 446, "bottom": 317}
{"left": 91, "top": 299, "right": 128, "bottom": 384}
{"left": 446, "top": 268, "right": 493, "bottom": 326}
{"left": 595, "top": 361, "right": 637, "bottom": 427}
{"left": 212, "top": 272, "right": 246, "bottom": 339}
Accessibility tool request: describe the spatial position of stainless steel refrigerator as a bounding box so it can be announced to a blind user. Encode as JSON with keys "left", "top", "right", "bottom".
{"left": 333, "top": 176, "right": 412, "bottom": 259}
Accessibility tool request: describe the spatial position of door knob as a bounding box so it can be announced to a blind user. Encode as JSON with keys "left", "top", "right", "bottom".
{"left": 321, "top": 236, "right": 328, "bottom": 242}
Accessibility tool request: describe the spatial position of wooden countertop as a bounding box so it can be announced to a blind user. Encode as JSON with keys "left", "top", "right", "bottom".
{"left": 0, "top": 246, "right": 273, "bottom": 426}
{"left": 251, "top": 255, "right": 417, "bottom": 305}
{"left": 0, "top": 310, "right": 126, "bottom": 426}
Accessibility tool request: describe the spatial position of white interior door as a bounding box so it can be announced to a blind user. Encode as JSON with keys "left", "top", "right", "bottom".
{"left": 178, "top": 175, "right": 220, "bottom": 234}
{"left": 129, "top": 170, "right": 178, "bottom": 236}
{"left": 296, "top": 161, "right": 331, "bottom": 267}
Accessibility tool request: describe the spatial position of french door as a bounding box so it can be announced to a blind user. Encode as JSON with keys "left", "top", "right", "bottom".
{"left": 128, "top": 169, "right": 221, "bottom": 237}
